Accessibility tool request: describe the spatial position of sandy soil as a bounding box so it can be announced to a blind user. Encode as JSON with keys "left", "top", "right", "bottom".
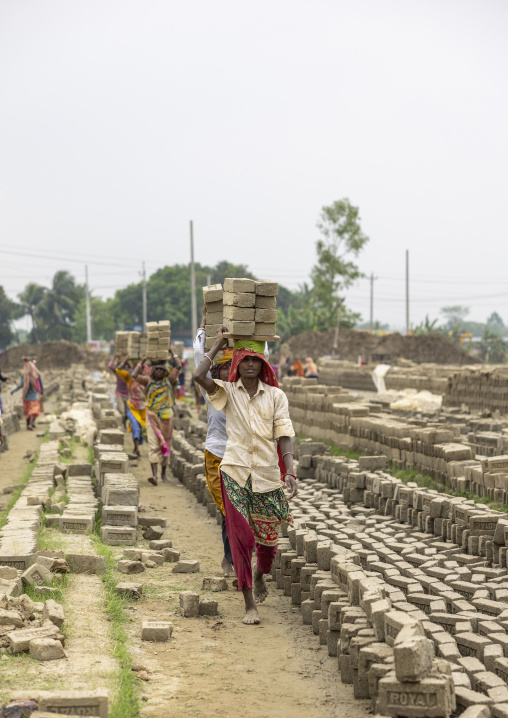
{"left": 125, "top": 443, "right": 370, "bottom": 718}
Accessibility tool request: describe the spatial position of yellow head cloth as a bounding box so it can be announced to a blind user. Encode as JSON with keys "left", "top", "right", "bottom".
{"left": 216, "top": 349, "right": 234, "bottom": 365}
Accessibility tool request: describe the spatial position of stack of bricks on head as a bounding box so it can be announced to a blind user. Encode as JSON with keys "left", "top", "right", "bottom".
{"left": 115, "top": 330, "right": 148, "bottom": 359}
{"left": 145, "top": 320, "right": 171, "bottom": 360}
{"left": 203, "top": 277, "right": 278, "bottom": 350}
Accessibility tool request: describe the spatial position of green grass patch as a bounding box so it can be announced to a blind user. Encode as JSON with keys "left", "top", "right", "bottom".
{"left": 383, "top": 461, "right": 508, "bottom": 514}
{"left": 38, "top": 523, "right": 67, "bottom": 552}
{"left": 0, "top": 454, "right": 39, "bottom": 531}
{"left": 21, "top": 572, "right": 70, "bottom": 606}
{"left": 59, "top": 435, "right": 78, "bottom": 463}
{"left": 91, "top": 535, "right": 140, "bottom": 718}
{"left": 328, "top": 443, "right": 361, "bottom": 460}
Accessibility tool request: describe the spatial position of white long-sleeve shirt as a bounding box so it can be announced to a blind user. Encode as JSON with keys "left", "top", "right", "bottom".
{"left": 193, "top": 329, "right": 271, "bottom": 459}
{"left": 193, "top": 329, "right": 228, "bottom": 458}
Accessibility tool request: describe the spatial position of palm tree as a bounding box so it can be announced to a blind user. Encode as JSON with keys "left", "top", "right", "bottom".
{"left": 38, "top": 271, "right": 83, "bottom": 340}
{"left": 17, "top": 283, "right": 46, "bottom": 343}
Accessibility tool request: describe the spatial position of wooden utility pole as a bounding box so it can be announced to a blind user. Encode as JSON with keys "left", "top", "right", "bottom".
{"left": 85, "top": 264, "right": 92, "bottom": 345}
{"left": 405, "top": 250, "right": 410, "bottom": 335}
{"left": 369, "top": 272, "right": 378, "bottom": 332}
{"left": 332, "top": 298, "right": 342, "bottom": 355}
{"left": 190, "top": 221, "right": 197, "bottom": 340}
{"left": 142, "top": 261, "right": 147, "bottom": 331}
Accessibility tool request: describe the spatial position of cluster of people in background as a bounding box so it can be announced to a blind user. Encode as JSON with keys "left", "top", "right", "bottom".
{"left": 108, "top": 349, "right": 182, "bottom": 486}
{"left": 278, "top": 355, "right": 319, "bottom": 380}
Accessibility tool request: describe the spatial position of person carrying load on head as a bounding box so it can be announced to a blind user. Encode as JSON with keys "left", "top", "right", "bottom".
{"left": 194, "top": 325, "right": 297, "bottom": 626}
{"left": 115, "top": 357, "right": 149, "bottom": 459}
{"left": 108, "top": 355, "right": 129, "bottom": 429}
{"left": 133, "top": 350, "right": 181, "bottom": 486}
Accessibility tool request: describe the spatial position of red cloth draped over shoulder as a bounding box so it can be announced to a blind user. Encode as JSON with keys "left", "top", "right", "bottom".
{"left": 228, "top": 348, "right": 287, "bottom": 481}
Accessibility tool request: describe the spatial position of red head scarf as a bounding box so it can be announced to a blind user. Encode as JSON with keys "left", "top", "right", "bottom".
{"left": 228, "top": 348, "right": 288, "bottom": 480}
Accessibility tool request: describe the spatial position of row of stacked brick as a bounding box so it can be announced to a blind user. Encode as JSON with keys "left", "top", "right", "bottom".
{"left": 445, "top": 367, "right": 508, "bottom": 415}
{"left": 317, "top": 359, "right": 453, "bottom": 394}
{"left": 0, "top": 440, "right": 61, "bottom": 586}
{"left": 169, "top": 420, "right": 223, "bottom": 523}
{"left": 85, "top": 374, "right": 139, "bottom": 546}
{"left": 283, "top": 377, "right": 508, "bottom": 504}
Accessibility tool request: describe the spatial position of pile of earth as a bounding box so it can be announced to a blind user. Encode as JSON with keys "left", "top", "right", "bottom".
{"left": 283, "top": 328, "right": 481, "bottom": 365}
{"left": 0, "top": 341, "right": 109, "bottom": 372}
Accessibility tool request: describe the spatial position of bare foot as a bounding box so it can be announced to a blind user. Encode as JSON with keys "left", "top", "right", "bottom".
{"left": 221, "top": 557, "right": 235, "bottom": 577}
{"left": 243, "top": 606, "right": 260, "bottom": 625}
{"left": 253, "top": 568, "right": 268, "bottom": 603}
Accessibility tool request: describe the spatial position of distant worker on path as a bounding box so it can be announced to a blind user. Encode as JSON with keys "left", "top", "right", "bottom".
{"left": 11, "top": 357, "right": 44, "bottom": 430}
{"left": 133, "top": 351, "right": 181, "bottom": 486}
{"left": 293, "top": 358, "right": 304, "bottom": 377}
{"left": 115, "top": 357, "right": 147, "bottom": 459}
{"left": 0, "top": 366, "right": 9, "bottom": 414}
{"left": 304, "top": 357, "right": 319, "bottom": 379}
{"left": 194, "top": 308, "right": 235, "bottom": 577}
{"left": 194, "top": 326, "right": 297, "bottom": 626}
{"left": 108, "top": 356, "right": 129, "bottom": 429}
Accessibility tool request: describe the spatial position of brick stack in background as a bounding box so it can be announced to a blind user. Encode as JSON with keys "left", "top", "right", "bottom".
{"left": 444, "top": 366, "right": 508, "bottom": 414}
{"left": 282, "top": 379, "right": 508, "bottom": 501}
{"left": 127, "top": 331, "right": 139, "bottom": 359}
{"left": 114, "top": 331, "right": 130, "bottom": 356}
{"left": 146, "top": 321, "right": 171, "bottom": 360}
{"left": 173, "top": 341, "right": 184, "bottom": 359}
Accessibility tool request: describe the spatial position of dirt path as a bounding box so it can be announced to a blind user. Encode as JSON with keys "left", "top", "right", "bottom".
{"left": 126, "top": 444, "right": 369, "bottom": 718}
{"left": 0, "top": 425, "right": 46, "bottom": 498}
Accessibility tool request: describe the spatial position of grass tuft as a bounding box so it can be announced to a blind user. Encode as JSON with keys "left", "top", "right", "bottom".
{"left": 91, "top": 535, "right": 140, "bottom": 718}
{"left": 328, "top": 443, "right": 361, "bottom": 460}
{"left": 0, "top": 454, "right": 39, "bottom": 531}
{"left": 21, "top": 572, "right": 70, "bottom": 606}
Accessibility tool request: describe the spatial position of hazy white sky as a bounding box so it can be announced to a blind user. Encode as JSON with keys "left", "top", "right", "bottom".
{"left": 1, "top": 0, "right": 507, "bottom": 330}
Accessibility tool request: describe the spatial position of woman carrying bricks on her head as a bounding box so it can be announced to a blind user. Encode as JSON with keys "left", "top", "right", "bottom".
{"left": 133, "top": 352, "right": 181, "bottom": 486}
{"left": 194, "top": 325, "right": 297, "bottom": 625}
{"left": 11, "top": 357, "right": 44, "bottom": 431}
{"left": 194, "top": 306, "right": 235, "bottom": 578}
{"left": 115, "top": 357, "right": 148, "bottom": 460}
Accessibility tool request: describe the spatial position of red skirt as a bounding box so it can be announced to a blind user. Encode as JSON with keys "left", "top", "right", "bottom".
{"left": 23, "top": 400, "right": 41, "bottom": 420}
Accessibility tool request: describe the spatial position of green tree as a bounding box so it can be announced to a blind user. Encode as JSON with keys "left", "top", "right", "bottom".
{"left": 487, "top": 312, "right": 505, "bottom": 331}
{"left": 109, "top": 261, "right": 302, "bottom": 337}
{"left": 479, "top": 326, "right": 507, "bottom": 364}
{"left": 72, "top": 295, "right": 117, "bottom": 343}
{"left": 37, "top": 271, "right": 84, "bottom": 340}
{"left": 413, "top": 315, "right": 439, "bottom": 335}
{"left": 0, "top": 286, "right": 16, "bottom": 349}
{"left": 310, "top": 199, "right": 369, "bottom": 331}
{"left": 440, "top": 306, "right": 470, "bottom": 333}
{"left": 16, "top": 282, "right": 46, "bottom": 343}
